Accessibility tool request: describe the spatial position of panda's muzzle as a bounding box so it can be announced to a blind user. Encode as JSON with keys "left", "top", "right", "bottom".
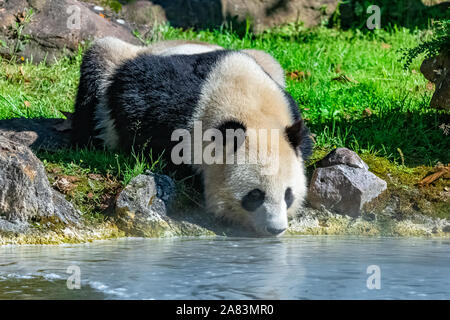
{"left": 241, "top": 189, "right": 289, "bottom": 237}
{"left": 251, "top": 203, "right": 288, "bottom": 237}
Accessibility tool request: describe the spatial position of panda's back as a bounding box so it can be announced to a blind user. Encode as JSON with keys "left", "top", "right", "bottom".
{"left": 103, "top": 50, "right": 229, "bottom": 151}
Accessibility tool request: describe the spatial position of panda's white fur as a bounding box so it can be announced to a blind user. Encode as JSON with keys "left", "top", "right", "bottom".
{"left": 72, "top": 37, "right": 312, "bottom": 236}
{"left": 195, "top": 53, "right": 306, "bottom": 234}
{"left": 88, "top": 37, "right": 145, "bottom": 149}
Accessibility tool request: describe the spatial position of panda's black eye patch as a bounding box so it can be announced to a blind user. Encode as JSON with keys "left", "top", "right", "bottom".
{"left": 285, "top": 187, "right": 294, "bottom": 209}
{"left": 217, "top": 119, "right": 246, "bottom": 153}
{"left": 241, "top": 189, "right": 265, "bottom": 212}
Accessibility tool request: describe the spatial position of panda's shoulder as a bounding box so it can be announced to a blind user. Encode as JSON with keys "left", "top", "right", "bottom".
{"left": 116, "top": 49, "right": 235, "bottom": 79}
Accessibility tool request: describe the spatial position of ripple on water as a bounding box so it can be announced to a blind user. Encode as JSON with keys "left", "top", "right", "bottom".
{"left": 0, "top": 236, "right": 450, "bottom": 299}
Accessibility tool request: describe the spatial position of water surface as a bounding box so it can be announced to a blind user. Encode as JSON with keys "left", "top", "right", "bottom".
{"left": 1, "top": 236, "right": 449, "bottom": 299}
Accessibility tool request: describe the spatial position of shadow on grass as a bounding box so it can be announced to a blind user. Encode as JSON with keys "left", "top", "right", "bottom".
{"left": 309, "top": 108, "right": 450, "bottom": 166}
{"left": 330, "top": 0, "right": 450, "bottom": 30}
{"left": 0, "top": 117, "right": 70, "bottom": 151}
{"left": 2, "top": 106, "right": 448, "bottom": 172}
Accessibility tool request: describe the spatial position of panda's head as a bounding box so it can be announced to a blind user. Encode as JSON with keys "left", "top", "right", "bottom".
{"left": 202, "top": 117, "right": 311, "bottom": 236}
{"left": 196, "top": 52, "right": 313, "bottom": 236}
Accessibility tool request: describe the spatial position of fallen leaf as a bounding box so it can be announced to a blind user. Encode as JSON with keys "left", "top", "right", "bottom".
{"left": 64, "top": 175, "right": 80, "bottom": 183}
{"left": 24, "top": 100, "right": 30, "bottom": 108}
{"left": 88, "top": 173, "right": 103, "bottom": 181}
{"left": 49, "top": 167, "right": 62, "bottom": 174}
{"left": 287, "top": 70, "right": 310, "bottom": 81}
{"left": 19, "top": 66, "right": 30, "bottom": 83}
{"left": 418, "top": 164, "right": 449, "bottom": 187}
{"left": 17, "top": 11, "right": 26, "bottom": 23}
{"left": 53, "top": 176, "right": 79, "bottom": 193}
{"left": 362, "top": 107, "right": 373, "bottom": 117}
{"left": 426, "top": 81, "right": 435, "bottom": 91}
{"left": 332, "top": 74, "right": 358, "bottom": 83}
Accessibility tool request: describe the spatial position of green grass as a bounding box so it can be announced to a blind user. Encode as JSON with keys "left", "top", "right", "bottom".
{"left": 38, "top": 147, "right": 166, "bottom": 185}
{"left": 1, "top": 24, "right": 449, "bottom": 172}
{"left": 0, "top": 48, "right": 82, "bottom": 119}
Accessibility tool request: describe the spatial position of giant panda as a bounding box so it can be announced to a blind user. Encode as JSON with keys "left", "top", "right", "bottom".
{"left": 72, "top": 37, "right": 313, "bottom": 237}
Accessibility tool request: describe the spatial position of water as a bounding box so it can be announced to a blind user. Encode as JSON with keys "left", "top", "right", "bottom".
{"left": 1, "top": 236, "right": 449, "bottom": 299}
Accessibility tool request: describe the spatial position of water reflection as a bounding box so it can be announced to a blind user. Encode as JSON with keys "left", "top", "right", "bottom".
{"left": 0, "top": 236, "right": 449, "bottom": 299}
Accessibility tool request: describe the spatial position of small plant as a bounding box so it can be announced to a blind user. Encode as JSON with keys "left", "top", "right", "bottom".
{"left": 401, "top": 19, "right": 450, "bottom": 69}
{"left": 133, "top": 24, "right": 171, "bottom": 46}
{"left": 104, "top": 0, "right": 122, "bottom": 13}
{"left": 10, "top": 8, "right": 34, "bottom": 57}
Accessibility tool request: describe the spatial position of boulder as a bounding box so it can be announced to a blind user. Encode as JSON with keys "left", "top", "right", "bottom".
{"left": 319, "top": 147, "right": 369, "bottom": 170}
{"left": 115, "top": 172, "right": 217, "bottom": 237}
{"left": 121, "top": 0, "right": 166, "bottom": 26}
{"left": 0, "top": 135, "right": 80, "bottom": 232}
{"left": 115, "top": 172, "right": 176, "bottom": 237}
{"left": 0, "top": 0, "right": 139, "bottom": 63}
{"left": 308, "top": 150, "right": 387, "bottom": 217}
{"left": 420, "top": 52, "right": 450, "bottom": 111}
{"left": 125, "top": 0, "right": 338, "bottom": 33}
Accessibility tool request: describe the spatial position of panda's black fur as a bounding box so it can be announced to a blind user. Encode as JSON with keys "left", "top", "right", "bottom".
{"left": 107, "top": 50, "right": 229, "bottom": 156}
{"left": 72, "top": 48, "right": 312, "bottom": 163}
{"left": 72, "top": 47, "right": 106, "bottom": 147}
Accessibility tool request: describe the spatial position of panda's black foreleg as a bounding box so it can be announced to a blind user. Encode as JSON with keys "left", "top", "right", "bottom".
{"left": 71, "top": 48, "right": 105, "bottom": 148}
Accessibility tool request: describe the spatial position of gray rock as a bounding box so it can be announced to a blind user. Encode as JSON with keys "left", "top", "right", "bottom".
{"left": 0, "top": 136, "right": 79, "bottom": 232}
{"left": 122, "top": 0, "right": 166, "bottom": 26}
{"left": 115, "top": 172, "right": 176, "bottom": 236}
{"left": 0, "top": 0, "right": 139, "bottom": 63}
{"left": 420, "top": 52, "right": 450, "bottom": 111}
{"left": 145, "top": 170, "right": 176, "bottom": 203}
{"left": 319, "top": 147, "right": 369, "bottom": 170}
{"left": 145, "top": 0, "right": 338, "bottom": 33}
{"left": 308, "top": 164, "right": 387, "bottom": 217}
{"left": 0, "top": 218, "right": 29, "bottom": 234}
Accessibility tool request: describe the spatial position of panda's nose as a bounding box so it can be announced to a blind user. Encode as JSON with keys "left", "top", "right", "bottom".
{"left": 266, "top": 227, "right": 287, "bottom": 235}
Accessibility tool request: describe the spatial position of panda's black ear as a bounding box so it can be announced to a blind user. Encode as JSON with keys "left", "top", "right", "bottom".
{"left": 217, "top": 119, "right": 247, "bottom": 153}
{"left": 285, "top": 119, "right": 313, "bottom": 160}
